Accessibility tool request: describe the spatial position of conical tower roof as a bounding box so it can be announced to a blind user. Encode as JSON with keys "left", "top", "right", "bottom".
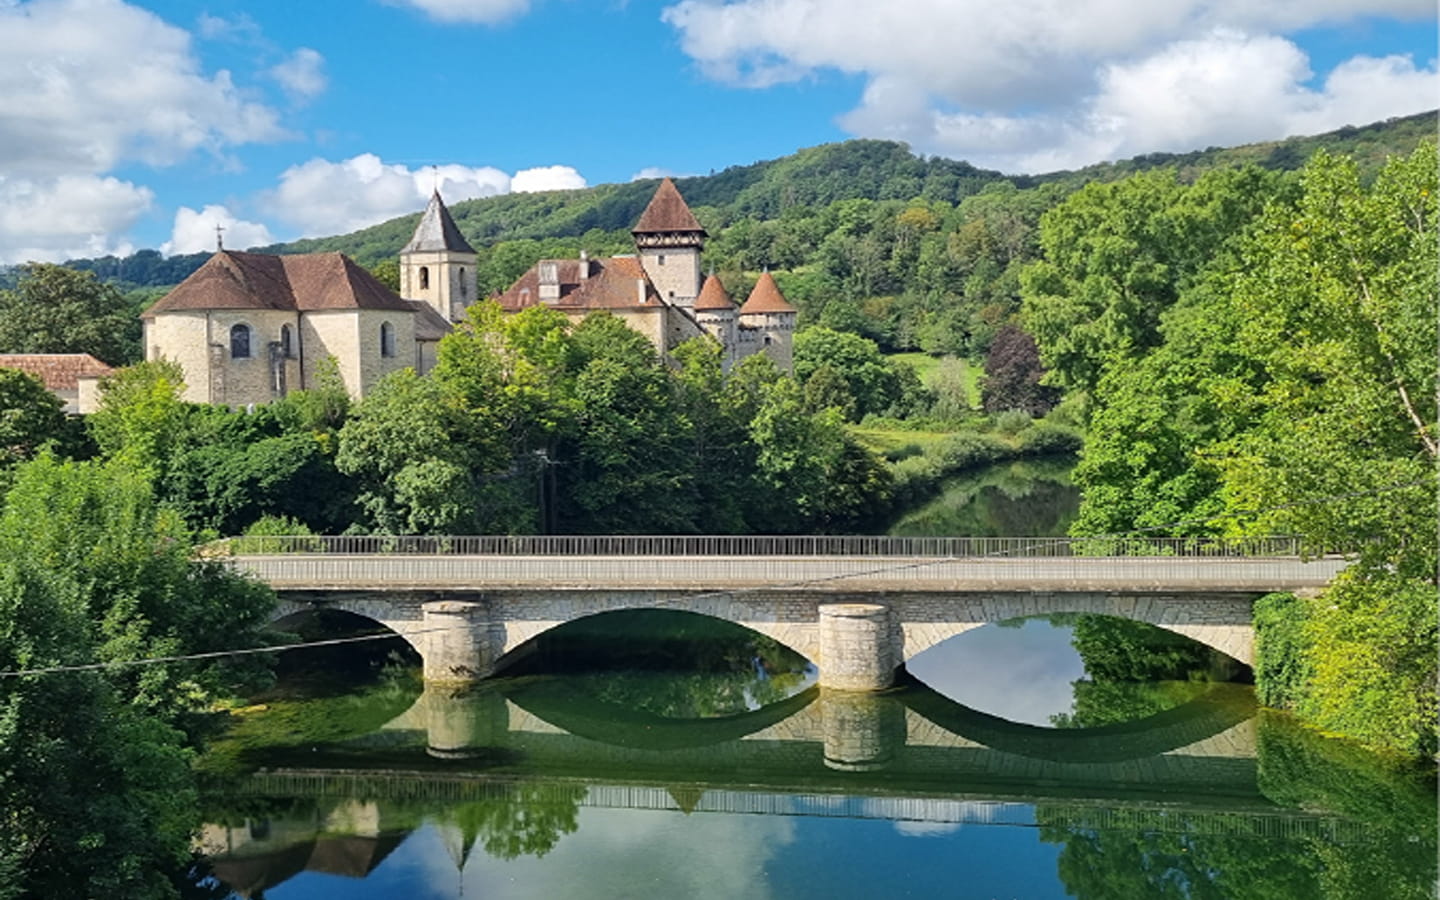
{"left": 738, "top": 271, "right": 796, "bottom": 315}
{"left": 632, "top": 178, "right": 706, "bottom": 236}
{"left": 694, "top": 274, "right": 735, "bottom": 312}
{"left": 403, "top": 191, "right": 476, "bottom": 254}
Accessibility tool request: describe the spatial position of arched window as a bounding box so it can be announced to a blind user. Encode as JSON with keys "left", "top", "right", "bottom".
{"left": 230, "top": 323, "right": 252, "bottom": 359}
{"left": 419, "top": 266, "right": 430, "bottom": 290}
{"left": 280, "top": 324, "right": 293, "bottom": 358}
{"left": 459, "top": 268, "right": 467, "bottom": 298}
{"left": 380, "top": 321, "right": 396, "bottom": 358}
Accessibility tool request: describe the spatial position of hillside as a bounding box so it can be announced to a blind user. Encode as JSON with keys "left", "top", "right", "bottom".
{"left": 57, "top": 110, "right": 1435, "bottom": 290}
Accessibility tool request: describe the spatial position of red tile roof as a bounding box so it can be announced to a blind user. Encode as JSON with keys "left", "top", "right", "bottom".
{"left": 495, "top": 256, "right": 664, "bottom": 312}
{"left": 694, "top": 274, "right": 735, "bottom": 312}
{"left": 0, "top": 353, "right": 113, "bottom": 391}
{"left": 141, "top": 251, "right": 414, "bottom": 318}
{"left": 632, "top": 178, "right": 706, "bottom": 235}
{"left": 738, "top": 272, "right": 796, "bottom": 315}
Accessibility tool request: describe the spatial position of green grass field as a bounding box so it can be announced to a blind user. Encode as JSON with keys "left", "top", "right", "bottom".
{"left": 888, "top": 352, "right": 981, "bottom": 409}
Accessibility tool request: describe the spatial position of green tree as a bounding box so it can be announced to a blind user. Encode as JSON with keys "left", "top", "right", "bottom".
{"left": 0, "top": 263, "right": 141, "bottom": 364}
{"left": 88, "top": 360, "right": 188, "bottom": 476}
{"left": 0, "top": 368, "right": 69, "bottom": 472}
{"left": 792, "top": 327, "right": 898, "bottom": 419}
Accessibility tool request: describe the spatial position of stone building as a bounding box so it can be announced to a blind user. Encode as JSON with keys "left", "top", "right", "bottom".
{"left": 0, "top": 353, "right": 113, "bottom": 413}
{"left": 141, "top": 195, "right": 461, "bottom": 406}
{"left": 141, "top": 178, "right": 797, "bottom": 406}
{"left": 495, "top": 178, "right": 796, "bottom": 370}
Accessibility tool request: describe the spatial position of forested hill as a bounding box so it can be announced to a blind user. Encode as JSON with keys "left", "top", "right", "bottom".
{"left": 58, "top": 109, "right": 1435, "bottom": 287}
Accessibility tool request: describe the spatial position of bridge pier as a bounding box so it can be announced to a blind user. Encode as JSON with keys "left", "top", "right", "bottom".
{"left": 818, "top": 603, "right": 898, "bottom": 692}
{"left": 820, "top": 689, "right": 906, "bottom": 771}
{"left": 421, "top": 600, "right": 494, "bottom": 684}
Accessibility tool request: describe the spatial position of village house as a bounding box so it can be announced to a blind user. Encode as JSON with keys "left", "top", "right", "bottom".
{"left": 141, "top": 178, "right": 794, "bottom": 406}
{"left": 0, "top": 353, "right": 113, "bottom": 414}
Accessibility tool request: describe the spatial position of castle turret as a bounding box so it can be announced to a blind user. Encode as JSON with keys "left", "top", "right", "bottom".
{"left": 633, "top": 178, "right": 705, "bottom": 310}
{"left": 737, "top": 271, "right": 797, "bottom": 371}
{"left": 694, "top": 274, "right": 738, "bottom": 369}
{"left": 400, "top": 191, "right": 477, "bottom": 322}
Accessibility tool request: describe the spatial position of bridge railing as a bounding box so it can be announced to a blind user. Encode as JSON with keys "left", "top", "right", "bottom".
{"left": 216, "top": 534, "right": 1313, "bottom": 558}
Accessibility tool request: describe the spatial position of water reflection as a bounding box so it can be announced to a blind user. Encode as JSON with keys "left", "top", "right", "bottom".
{"left": 195, "top": 684, "right": 1436, "bottom": 899}
{"left": 886, "top": 457, "right": 1080, "bottom": 537}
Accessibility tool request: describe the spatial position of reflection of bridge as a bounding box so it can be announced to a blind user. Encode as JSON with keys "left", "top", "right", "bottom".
{"left": 200, "top": 682, "right": 1370, "bottom": 896}
{"left": 228, "top": 535, "right": 1348, "bottom": 686}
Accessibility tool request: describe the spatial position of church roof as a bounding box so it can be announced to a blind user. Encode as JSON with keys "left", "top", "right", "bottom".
{"left": 142, "top": 251, "right": 415, "bottom": 318}
{"left": 402, "top": 191, "right": 476, "bottom": 255}
{"left": 694, "top": 274, "right": 735, "bottom": 311}
{"left": 0, "top": 353, "right": 113, "bottom": 390}
{"left": 738, "top": 272, "right": 796, "bottom": 315}
{"left": 632, "top": 178, "right": 706, "bottom": 236}
{"left": 403, "top": 300, "right": 455, "bottom": 341}
{"left": 495, "top": 256, "right": 665, "bottom": 312}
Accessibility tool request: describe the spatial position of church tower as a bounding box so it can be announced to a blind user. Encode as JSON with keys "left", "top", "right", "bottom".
{"left": 633, "top": 178, "right": 705, "bottom": 309}
{"left": 400, "top": 191, "right": 478, "bottom": 322}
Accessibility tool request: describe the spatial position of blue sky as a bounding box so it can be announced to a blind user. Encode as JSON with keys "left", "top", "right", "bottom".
{"left": 0, "top": 0, "right": 1433, "bottom": 264}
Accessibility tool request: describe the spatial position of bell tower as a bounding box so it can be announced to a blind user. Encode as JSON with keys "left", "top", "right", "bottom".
{"left": 400, "top": 191, "right": 478, "bottom": 322}
{"left": 632, "top": 178, "right": 706, "bottom": 309}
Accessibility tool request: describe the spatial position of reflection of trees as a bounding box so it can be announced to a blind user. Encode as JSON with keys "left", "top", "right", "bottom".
{"left": 440, "top": 782, "right": 585, "bottom": 861}
{"left": 1050, "top": 680, "right": 1213, "bottom": 729}
{"left": 504, "top": 610, "right": 813, "bottom": 719}
{"left": 887, "top": 458, "right": 1079, "bottom": 537}
{"left": 1069, "top": 615, "right": 1224, "bottom": 682}
{"left": 1040, "top": 710, "right": 1438, "bottom": 900}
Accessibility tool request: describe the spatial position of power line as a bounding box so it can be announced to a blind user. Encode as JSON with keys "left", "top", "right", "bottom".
{"left": 0, "top": 478, "right": 1426, "bottom": 680}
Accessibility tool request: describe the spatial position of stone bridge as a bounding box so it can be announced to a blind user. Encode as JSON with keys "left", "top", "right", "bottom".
{"left": 228, "top": 535, "right": 1347, "bottom": 689}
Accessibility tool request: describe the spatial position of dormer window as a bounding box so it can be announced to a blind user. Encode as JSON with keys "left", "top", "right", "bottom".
{"left": 230, "top": 323, "right": 252, "bottom": 359}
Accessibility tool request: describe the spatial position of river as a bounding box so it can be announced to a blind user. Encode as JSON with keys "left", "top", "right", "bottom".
{"left": 188, "top": 461, "right": 1437, "bottom": 899}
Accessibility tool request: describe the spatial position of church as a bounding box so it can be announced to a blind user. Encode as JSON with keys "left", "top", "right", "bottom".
{"left": 141, "top": 179, "right": 794, "bottom": 406}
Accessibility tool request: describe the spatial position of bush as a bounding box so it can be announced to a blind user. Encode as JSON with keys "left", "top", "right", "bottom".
{"left": 1253, "top": 592, "right": 1310, "bottom": 709}
{"left": 1018, "top": 423, "right": 1083, "bottom": 456}
{"left": 991, "top": 409, "right": 1033, "bottom": 437}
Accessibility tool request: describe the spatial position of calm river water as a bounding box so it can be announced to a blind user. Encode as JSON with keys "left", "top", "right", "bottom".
{"left": 190, "top": 462, "right": 1438, "bottom": 900}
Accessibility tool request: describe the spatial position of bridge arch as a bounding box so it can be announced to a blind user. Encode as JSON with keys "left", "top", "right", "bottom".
{"left": 490, "top": 592, "right": 823, "bottom": 671}
{"left": 270, "top": 597, "right": 428, "bottom": 661}
{"left": 895, "top": 594, "right": 1255, "bottom": 667}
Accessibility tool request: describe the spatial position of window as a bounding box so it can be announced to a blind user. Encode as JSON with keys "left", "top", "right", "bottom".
{"left": 657, "top": 254, "right": 666, "bottom": 266}
{"left": 230, "top": 323, "right": 251, "bottom": 359}
{"left": 280, "top": 324, "right": 293, "bottom": 358}
{"left": 419, "top": 266, "right": 430, "bottom": 290}
{"left": 459, "top": 268, "right": 467, "bottom": 298}
{"left": 380, "top": 321, "right": 396, "bottom": 358}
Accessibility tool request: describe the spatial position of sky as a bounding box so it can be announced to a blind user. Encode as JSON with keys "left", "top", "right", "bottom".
{"left": 0, "top": 0, "right": 1434, "bottom": 265}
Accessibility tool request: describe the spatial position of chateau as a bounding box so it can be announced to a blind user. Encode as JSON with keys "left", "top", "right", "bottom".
{"left": 141, "top": 179, "right": 793, "bottom": 405}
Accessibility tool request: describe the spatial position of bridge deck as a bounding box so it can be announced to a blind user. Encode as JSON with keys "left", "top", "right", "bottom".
{"left": 232, "top": 553, "right": 1349, "bottom": 594}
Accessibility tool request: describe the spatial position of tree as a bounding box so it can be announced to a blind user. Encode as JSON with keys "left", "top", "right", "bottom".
{"left": 0, "top": 263, "right": 141, "bottom": 364}
{"left": 792, "top": 327, "right": 898, "bottom": 420}
{"left": 88, "top": 360, "right": 188, "bottom": 477}
{"left": 0, "top": 368, "right": 69, "bottom": 472}
{"left": 981, "top": 324, "right": 1060, "bottom": 416}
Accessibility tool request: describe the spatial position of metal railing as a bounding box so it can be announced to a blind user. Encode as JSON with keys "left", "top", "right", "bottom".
{"left": 217, "top": 533, "right": 1313, "bottom": 559}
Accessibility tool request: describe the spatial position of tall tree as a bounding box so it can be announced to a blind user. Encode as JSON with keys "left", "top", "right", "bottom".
{"left": 0, "top": 263, "right": 141, "bottom": 365}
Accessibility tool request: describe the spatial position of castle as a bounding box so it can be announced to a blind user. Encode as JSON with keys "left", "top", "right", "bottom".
{"left": 141, "top": 179, "right": 794, "bottom": 405}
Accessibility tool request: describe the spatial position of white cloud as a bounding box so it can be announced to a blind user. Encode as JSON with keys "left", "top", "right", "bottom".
{"left": 511, "top": 165, "right": 587, "bottom": 193}
{"left": 162, "top": 204, "right": 275, "bottom": 256}
{"left": 262, "top": 154, "right": 586, "bottom": 237}
{"left": 0, "top": 174, "right": 153, "bottom": 264}
{"left": 388, "top": 0, "right": 533, "bottom": 25}
{"left": 662, "top": 0, "right": 1438, "bottom": 172}
{"left": 631, "top": 166, "right": 681, "bottom": 181}
{"left": 268, "top": 47, "right": 327, "bottom": 103}
{"left": 0, "top": 0, "right": 286, "bottom": 177}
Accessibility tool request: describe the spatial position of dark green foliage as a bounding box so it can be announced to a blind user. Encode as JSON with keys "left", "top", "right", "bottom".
{"left": 1070, "top": 615, "right": 1221, "bottom": 682}
{"left": 0, "top": 263, "right": 142, "bottom": 364}
{"left": 0, "top": 368, "right": 69, "bottom": 474}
